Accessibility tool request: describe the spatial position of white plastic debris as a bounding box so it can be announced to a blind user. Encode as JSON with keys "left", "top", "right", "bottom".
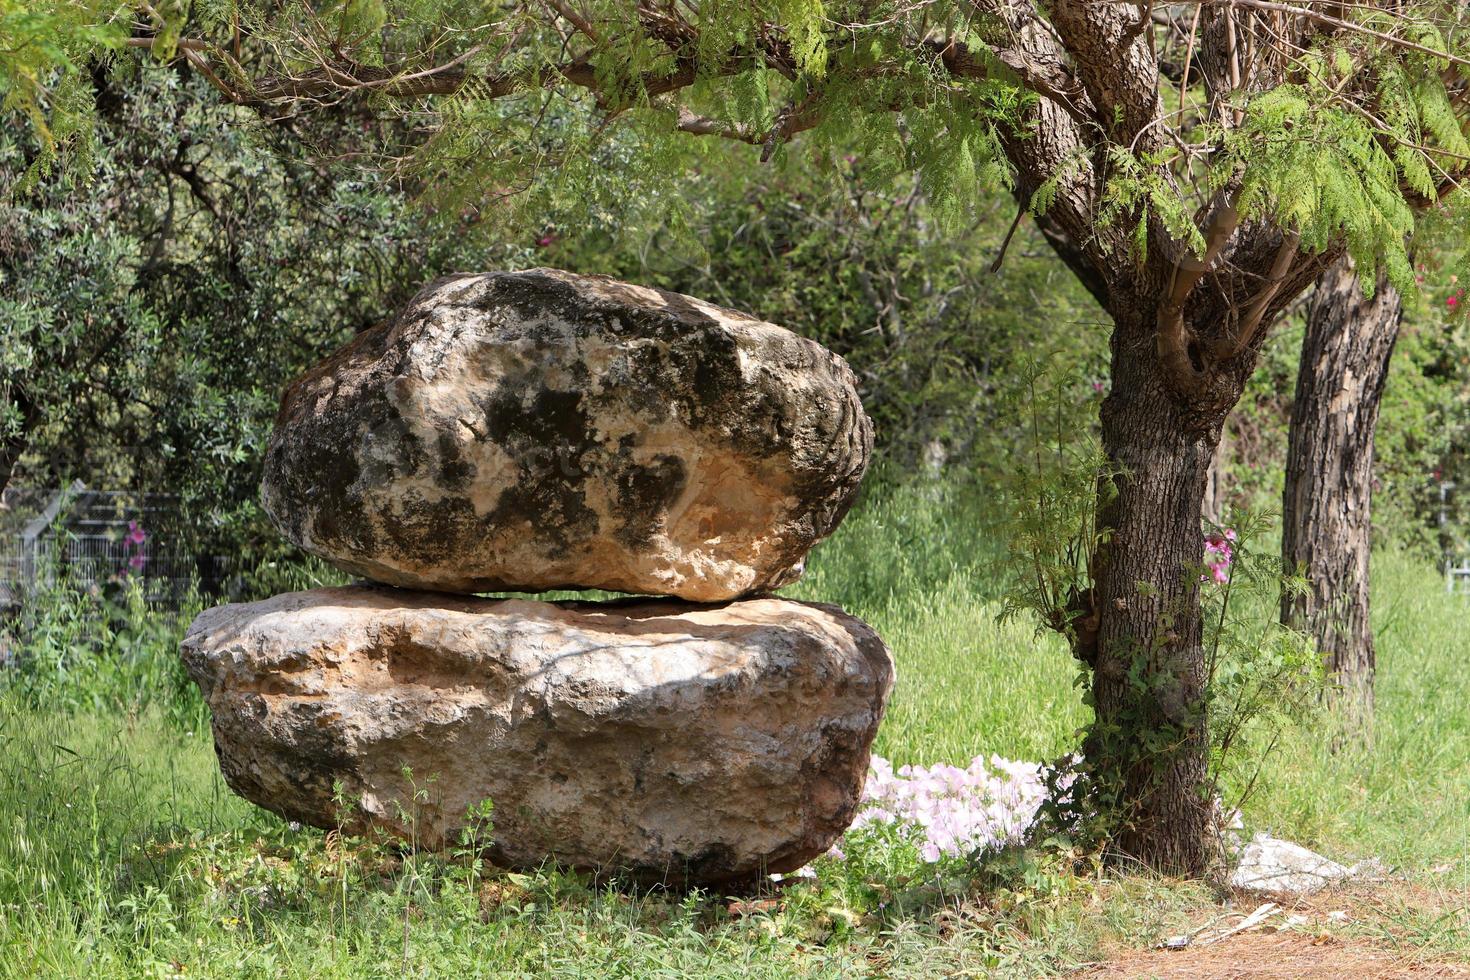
{"left": 1230, "top": 832, "right": 1355, "bottom": 895}
{"left": 1217, "top": 902, "right": 1284, "bottom": 942}
{"left": 1158, "top": 901, "right": 1282, "bottom": 949}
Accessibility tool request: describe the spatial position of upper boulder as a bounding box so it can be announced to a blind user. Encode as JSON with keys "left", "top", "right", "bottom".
{"left": 261, "top": 269, "right": 872, "bottom": 600}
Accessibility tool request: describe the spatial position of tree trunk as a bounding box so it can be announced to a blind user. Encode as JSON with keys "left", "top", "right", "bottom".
{"left": 0, "top": 386, "right": 39, "bottom": 497}
{"left": 1083, "top": 324, "right": 1223, "bottom": 877}
{"left": 1281, "top": 257, "right": 1401, "bottom": 724}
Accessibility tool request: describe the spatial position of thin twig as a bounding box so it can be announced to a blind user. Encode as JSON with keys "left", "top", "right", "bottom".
{"left": 989, "top": 202, "right": 1028, "bottom": 273}
{"left": 1178, "top": 2, "right": 1202, "bottom": 117}
{"left": 1174, "top": 0, "right": 1470, "bottom": 73}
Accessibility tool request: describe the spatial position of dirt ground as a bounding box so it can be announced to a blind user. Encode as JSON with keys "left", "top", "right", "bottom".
{"left": 1080, "top": 931, "right": 1469, "bottom": 978}
{"left": 1077, "top": 885, "right": 1470, "bottom": 979}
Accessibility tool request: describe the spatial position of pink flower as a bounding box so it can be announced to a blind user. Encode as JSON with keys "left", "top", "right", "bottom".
{"left": 1447, "top": 296, "right": 1458, "bottom": 309}
{"left": 1203, "top": 527, "right": 1236, "bottom": 584}
{"left": 126, "top": 520, "right": 146, "bottom": 546}
{"left": 1091, "top": 380, "right": 1105, "bottom": 393}
{"left": 128, "top": 553, "right": 146, "bottom": 573}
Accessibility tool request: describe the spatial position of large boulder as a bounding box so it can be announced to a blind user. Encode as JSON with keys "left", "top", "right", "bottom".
{"left": 181, "top": 586, "right": 894, "bottom": 886}
{"left": 261, "top": 269, "right": 872, "bottom": 601}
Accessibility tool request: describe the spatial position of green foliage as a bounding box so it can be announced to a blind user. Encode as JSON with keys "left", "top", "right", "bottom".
{"left": 1088, "top": 14, "right": 1470, "bottom": 292}
{"left": 991, "top": 358, "right": 1113, "bottom": 644}
{"left": 9, "top": 0, "right": 1470, "bottom": 316}
{"left": 1213, "top": 239, "right": 1470, "bottom": 558}
{"left": 1196, "top": 511, "right": 1324, "bottom": 805}
{"left": 5, "top": 0, "right": 1470, "bottom": 899}
{"left": 1379, "top": 214, "right": 1470, "bottom": 555}
{"left": 1226, "top": 84, "right": 1415, "bottom": 291}
{"left": 1, "top": 569, "right": 204, "bottom": 728}
{"left": 984, "top": 368, "right": 1327, "bottom": 848}
{"left": 547, "top": 150, "right": 1104, "bottom": 466}
{"left": 3, "top": 65, "right": 1110, "bottom": 570}
{"left": 1099, "top": 147, "right": 1205, "bottom": 266}
{"left": 0, "top": 64, "right": 522, "bottom": 560}
{"left": 0, "top": 0, "right": 127, "bottom": 184}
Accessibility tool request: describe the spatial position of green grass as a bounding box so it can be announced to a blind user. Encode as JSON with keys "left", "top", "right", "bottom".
{"left": 1242, "top": 552, "right": 1470, "bottom": 870}
{"left": 788, "top": 481, "right": 1086, "bottom": 765}
{"left": 1, "top": 482, "right": 1468, "bottom": 976}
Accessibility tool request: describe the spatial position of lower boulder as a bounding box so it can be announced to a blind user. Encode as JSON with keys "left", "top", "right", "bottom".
{"left": 181, "top": 585, "right": 893, "bottom": 885}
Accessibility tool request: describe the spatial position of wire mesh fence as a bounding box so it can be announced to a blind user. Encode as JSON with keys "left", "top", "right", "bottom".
{"left": 1437, "top": 482, "right": 1470, "bottom": 594}
{"left": 0, "top": 485, "right": 232, "bottom": 617}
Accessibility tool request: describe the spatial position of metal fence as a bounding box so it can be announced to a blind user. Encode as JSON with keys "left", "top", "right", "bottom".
{"left": 1437, "top": 482, "right": 1470, "bottom": 594}
{"left": 0, "top": 484, "right": 230, "bottom": 614}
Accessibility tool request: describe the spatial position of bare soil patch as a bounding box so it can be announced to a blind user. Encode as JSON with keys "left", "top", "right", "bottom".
{"left": 1079, "top": 930, "right": 1468, "bottom": 978}
{"left": 1078, "top": 883, "right": 1470, "bottom": 979}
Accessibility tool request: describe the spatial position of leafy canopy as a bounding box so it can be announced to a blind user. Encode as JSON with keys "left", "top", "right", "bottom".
{"left": 11, "top": 4, "right": 1470, "bottom": 291}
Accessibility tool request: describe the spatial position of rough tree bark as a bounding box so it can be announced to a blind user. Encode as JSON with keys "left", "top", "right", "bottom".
{"left": 1086, "top": 331, "right": 1224, "bottom": 871}
{"left": 1281, "top": 257, "right": 1402, "bottom": 723}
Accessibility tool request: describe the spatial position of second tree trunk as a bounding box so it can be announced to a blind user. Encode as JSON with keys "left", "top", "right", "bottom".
{"left": 1281, "top": 257, "right": 1402, "bottom": 722}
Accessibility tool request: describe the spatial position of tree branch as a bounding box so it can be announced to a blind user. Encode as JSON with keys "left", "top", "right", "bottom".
{"left": 671, "top": 103, "right": 820, "bottom": 153}
{"left": 1155, "top": 193, "right": 1241, "bottom": 393}
{"left": 934, "top": 32, "right": 1093, "bottom": 128}
{"left": 1214, "top": 228, "right": 1301, "bottom": 361}
{"left": 1193, "top": 0, "right": 1470, "bottom": 74}
{"left": 129, "top": 1, "right": 1114, "bottom": 296}
{"left": 544, "top": 0, "right": 599, "bottom": 42}
{"left": 1046, "top": 0, "right": 1162, "bottom": 146}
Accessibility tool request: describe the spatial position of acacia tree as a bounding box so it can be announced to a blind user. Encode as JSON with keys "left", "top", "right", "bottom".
{"left": 22, "top": 1, "right": 1470, "bottom": 874}
{"left": 1282, "top": 257, "right": 1403, "bottom": 724}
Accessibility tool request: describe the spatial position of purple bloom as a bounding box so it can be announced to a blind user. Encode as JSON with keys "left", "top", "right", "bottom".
{"left": 126, "top": 520, "right": 146, "bottom": 546}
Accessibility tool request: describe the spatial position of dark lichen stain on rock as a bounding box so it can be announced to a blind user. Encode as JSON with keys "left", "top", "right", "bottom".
{"left": 484, "top": 474, "right": 598, "bottom": 562}
{"left": 481, "top": 386, "right": 591, "bottom": 453}
{"left": 436, "top": 432, "right": 473, "bottom": 491}
{"left": 613, "top": 453, "right": 688, "bottom": 548}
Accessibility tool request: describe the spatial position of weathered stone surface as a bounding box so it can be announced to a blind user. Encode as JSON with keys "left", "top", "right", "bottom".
{"left": 261, "top": 269, "right": 873, "bottom": 600}
{"left": 181, "top": 586, "right": 894, "bottom": 885}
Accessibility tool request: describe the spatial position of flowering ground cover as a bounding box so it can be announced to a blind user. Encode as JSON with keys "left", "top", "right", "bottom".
{"left": 844, "top": 755, "right": 1054, "bottom": 864}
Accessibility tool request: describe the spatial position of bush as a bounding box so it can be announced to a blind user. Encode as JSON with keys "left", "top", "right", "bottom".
{"left": 1, "top": 571, "right": 204, "bottom": 729}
